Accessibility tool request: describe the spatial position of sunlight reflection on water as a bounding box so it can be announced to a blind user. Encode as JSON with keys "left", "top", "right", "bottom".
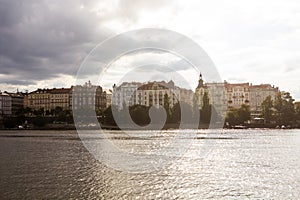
{"left": 0, "top": 129, "right": 299, "bottom": 199}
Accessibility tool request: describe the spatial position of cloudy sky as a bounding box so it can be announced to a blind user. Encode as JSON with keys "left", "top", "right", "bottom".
{"left": 1, "top": 0, "right": 300, "bottom": 99}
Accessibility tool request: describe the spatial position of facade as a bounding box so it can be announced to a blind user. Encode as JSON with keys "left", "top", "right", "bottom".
{"left": 112, "top": 82, "right": 142, "bottom": 109}
{"left": 112, "top": 81, "right": 192, "bottom": 109}
{"left": 0, "top": 92, "right": 24, "bottom": 116}
{"left": 249, "top": 84, "right": 279, "bottom": 117}
{"left": 225, "top": 82, "right": 250, "bottom": 109}
{"left": 0, "top": 92, "right": 12, "bottom": 116}
{"left": 195, "top": 74, "right": 281, "bottom": 117}
{"left": 25, "top": 87, "right": 72, "bottom": 111}
{"left": 206, "top": 82, "right": 227, "bottom": 115}
{"left": 134, "top": 81, "right": 180, "bottom": 108}
{"left": 103, "top": 89, "right": 112, "bottom": 108}
{"left": 72, "top": 81, "right": 106, "bottom": 111}
{"left": 179, "top": 88, "right": 194, "bottom": 106}
{"left": 195, "top": 73, "right": 209, "bottom": 109}
{"left": 195, "top": 74, "right": 227, "bottom": 115}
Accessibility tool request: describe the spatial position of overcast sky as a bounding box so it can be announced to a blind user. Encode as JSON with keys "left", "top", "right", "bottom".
{"left": 1, "top": 0, "right": 300, "bottom": 99}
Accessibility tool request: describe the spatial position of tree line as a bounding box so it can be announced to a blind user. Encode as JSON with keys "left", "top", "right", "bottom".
{"left": 2, "top": 91, "right": 300, "bottom": 129}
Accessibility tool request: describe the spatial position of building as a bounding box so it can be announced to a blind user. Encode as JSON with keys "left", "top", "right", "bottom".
{"left": 0, "top": 92, "right": 12, "bottom": 116}
{"left": 195, "top": 73, "right": 208, "bottom": 109}
{"left": 112, "top": 80, "right": 193, "bottom": 109}
{"left": 103, "top": 89, "right": 112, "bottom": 108}
{"left": 249, "top": 84, "right": 279, "bottom": 117}
{"left": 134, "top": 81, "right": 180, "bottom": 108}
{"left": 179, "top": 88, "right": 194, "bottom": 106}
{"left": 72, "top": 81, "right": 106, "bottom": 111}
{"left": 0, "top": 91, "right": 24, "bottom": 116}
{"left": 206, "top": 82, "right": 227, "bottom": 116}
{"left": 25, "top": 87, "right": 72, "bottom": 111}
{"left": 112, "top": 82, "right": 142, "bottom": 109}
{"left": 225, "top": 82, "right": 250, "bottom": 109}
{"left": 195, "top": 74, "right": 227, "bottom": 117}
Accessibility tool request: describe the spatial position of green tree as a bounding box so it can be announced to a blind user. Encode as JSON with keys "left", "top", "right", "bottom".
{"left": 261, "top": 95, "right": 273, "bottom": 123}
{"left": 54, "top": 106, "right": 63, "bottom": 116}
{"left": 225, "top": 110, "right": 237, "bottom": 126}
{"left": 129, "top": 105, "right": 150, "bottom": 125}
{"left": 200, "top": 91, "right": 211, "bottom": 123}
{"left": 274, "top": 92, "right": 295, "bottom": 125}
{"left": 103, "top": 105, "right": 116, "bottom": 125}
{"left": 295, "top": 103, "right": 300, "bottom": 121}
{"left": 225, "top": 104, "right": 250, "bottom": 126}
{"left": 170, "top": 102, "right": 181, "bottom": 123}
{"left": 237, "top": 104, "right": 251, "bottom": 124}
{"left": 163, "top": 93, "right": 171, "bottom": 122}
{"left": 192, "top": 96, "right": 199, "bottom": 123}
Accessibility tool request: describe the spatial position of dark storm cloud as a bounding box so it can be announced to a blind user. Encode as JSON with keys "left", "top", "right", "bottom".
{"left": 0, "top": 0, "right": 175, "bottom": 86}
{"left": 0, "top": 0, "right": 112, "bottom": 85}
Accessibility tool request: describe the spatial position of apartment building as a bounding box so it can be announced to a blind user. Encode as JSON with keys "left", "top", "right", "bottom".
{"left": 72, "top": 81, "right": 106, "bottom": 111}
{"left": 25, "top": 87, "right": 72, "bottom": 111}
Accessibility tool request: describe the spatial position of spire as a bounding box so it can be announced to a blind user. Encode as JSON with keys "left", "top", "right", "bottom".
{"left": 196, "top": 72, "right": 204, "bottom": 88}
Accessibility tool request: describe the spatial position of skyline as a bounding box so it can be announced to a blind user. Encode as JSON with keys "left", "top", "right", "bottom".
{"left": 1, "top": 0, "right": 300, "bottom": 100}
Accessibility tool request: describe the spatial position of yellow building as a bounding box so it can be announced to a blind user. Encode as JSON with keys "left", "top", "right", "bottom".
{"left": 25, "top": 88, "right": 72, "bottom": 111}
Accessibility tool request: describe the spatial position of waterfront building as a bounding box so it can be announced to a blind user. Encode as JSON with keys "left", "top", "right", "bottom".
{"left": 72, "top": 81, "right": 106, "bottom": 111}
{"left": 0, "top": 92, "right": 12, "bottom": 116}
{"left": 206, "top": 82, "right": 227, "bottom": 116}
{"left": 249, "top": 84, "right": 279, "bottom": 117}
{"left": 0, "top": 91, "right": 24, "bottom": 116}
{"left": 103, "top": 89, "right": 112, "bottom": 108}
{"left": 134, "top": 81, "right": 180, "bottom": 108}
{"left": 25, "top": 87, "right": 72, "bottom": 111}
{"left": 112, "top": 81, "right": 193, "bottom": 109}
{"left": 112, "top": 82, "right": 142, "bottom": 109}
{"left": 225, "top": 82, "right": 250, "bottom": 109}
{"left": 179, "top": 88, "right": 194, "bottom": 107}
{"left": 195, "top": 73, "right": 209, "bottom": 109}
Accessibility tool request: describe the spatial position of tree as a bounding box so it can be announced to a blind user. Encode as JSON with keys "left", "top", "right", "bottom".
{"left": 274, "top": 93, "right": 295, "bottom": 125}
{"left": 33, "top": 107, "right": 44, "bottom": 116}
{"left": 274, "top": 93, "right": 284, "bottom": 124}
{"left": 54, "top": 106, "right": 63, "bottom": 116}
{"left": 163, "top": 93, "right": 171, "bottom": 122}
{"left": 237, "top": 104, "right": 251, "bottom": 124}
{"left": 102, "top": 105, "right": 116, "bottom": 125}
{"left": 225, "top": 110, "right": 237, "bottom": 126}
{"left": 200, "top": 91, "right": 211, "bottom": 123}
{"left": 129, "top": 105, "right": 150, "bottom": 125}
{"left": 225, "top": 104, "right": 250, "bottom": 126}
{"left": 170, "top": 102, "right": 181, "bottom": 123}
{"left": 192, "top": 96, "right": 200, "bottom": 123}
{"left": 261, "top": 95, "right": 273, "bottom": 123}
{"left": 295, "top": 103, "right": 300, "bottom": 121}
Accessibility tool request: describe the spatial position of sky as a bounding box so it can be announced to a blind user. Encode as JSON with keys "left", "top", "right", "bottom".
{"left": 1, "top": 0, "right": 300, "bottom": 99}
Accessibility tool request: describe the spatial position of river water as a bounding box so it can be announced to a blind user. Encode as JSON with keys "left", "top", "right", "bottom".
{"left": 0, "top": 129, "right": 300, "bottom": 199}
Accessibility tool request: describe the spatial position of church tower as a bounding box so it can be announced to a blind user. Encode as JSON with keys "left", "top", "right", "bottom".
{"left": 195, "top": 72, "right": 208, "bottom": 109}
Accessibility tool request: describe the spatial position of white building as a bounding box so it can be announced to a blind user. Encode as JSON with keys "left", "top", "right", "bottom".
{"left": 112, "top": 81, "right": 193, "bottom": 109}
{"left": 0, "top": 91, "right": 24, "bottom": 116}
{"left": 112, "top": 82, "right": 142, "bottom": 109}
{"left": 0, "top": 92, "right": 12, "bottom": 116}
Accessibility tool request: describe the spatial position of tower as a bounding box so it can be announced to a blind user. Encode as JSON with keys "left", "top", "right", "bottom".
{"left": 195, "top": 72, "right": 208, "bottom": 109}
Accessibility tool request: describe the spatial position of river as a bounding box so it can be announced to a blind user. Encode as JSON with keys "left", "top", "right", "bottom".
{"left": 0, "top": 129, "right": 300, "bottom": 199}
